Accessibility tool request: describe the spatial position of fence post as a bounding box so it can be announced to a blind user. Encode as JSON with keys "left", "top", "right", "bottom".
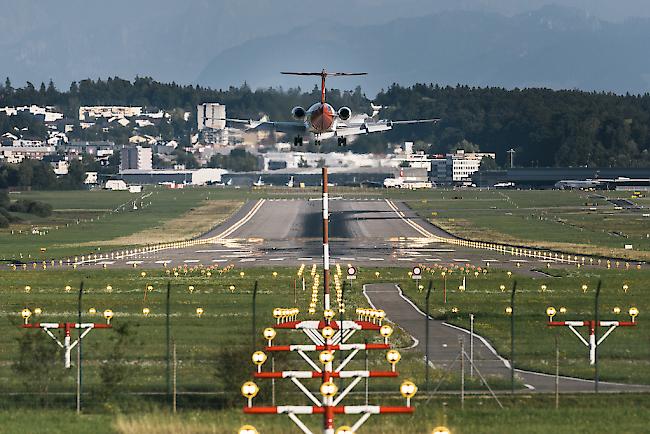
{"left": 76, "top": 281, "right": 84, "bottom": 414}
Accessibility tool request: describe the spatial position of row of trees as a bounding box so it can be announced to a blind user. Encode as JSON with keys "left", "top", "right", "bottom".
{"left": 0, "top": 159, "right": 87, "bottom": 190}
{"left": 2, "top": 77, "right": 650, "bottom": 167}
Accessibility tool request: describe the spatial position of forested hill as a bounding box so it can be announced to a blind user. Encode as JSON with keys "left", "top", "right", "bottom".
{"left": 373, "top": 84, "right": 650, "bottom": 168}
{"left": 1, "top": 78, "right": 650, "bottom": 168}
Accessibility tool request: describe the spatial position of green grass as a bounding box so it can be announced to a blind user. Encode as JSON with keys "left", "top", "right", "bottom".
{"left": 1, "top": 188, "right": 246, "bottom": 260}
{"left": 1, "top": 395, "right": 649, "bottom": 433}
{"left": 387, "top": 265, "right": 650, "bottom": 384}
{"left": 403, "top": 189, "right": 650, "bottom": 260}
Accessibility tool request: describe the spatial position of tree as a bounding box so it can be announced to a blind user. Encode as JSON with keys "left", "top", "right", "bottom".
{"left": 479, "top": 156, "right": 499, "bottom": 171}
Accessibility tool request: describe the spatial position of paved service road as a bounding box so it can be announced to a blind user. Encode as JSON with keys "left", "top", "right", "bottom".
{"left": 364, "top": 282, "right": 650, "bottom": 393}
{"left": 75, "top": 198, "right": 593, "bottom": 272}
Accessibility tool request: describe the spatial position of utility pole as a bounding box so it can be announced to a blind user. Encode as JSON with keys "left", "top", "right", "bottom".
{"left": 76, "top": 281, "right": 83, "bottom": 414}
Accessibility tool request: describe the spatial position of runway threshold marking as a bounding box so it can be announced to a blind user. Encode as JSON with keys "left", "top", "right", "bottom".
{"left": 240, "top": 258, "right": 256, "bottom": 262}
{"left": 297, "top": 257, "right": 313, "bottom": 261}
{"left": 368, "top": 258, "right": 384, "bottom": 261}
{"left": 453, "top": 259, "right": 470, "bottom": 262}
{"left": 183, "top": 259, "right": 200, "bottom": 263}
{"left": 269, "top": 258, "right": 286, "bottom": 261}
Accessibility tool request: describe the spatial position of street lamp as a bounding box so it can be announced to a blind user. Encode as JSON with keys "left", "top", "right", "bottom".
{"left": 400, "top": 380, "right": 417, "bottom": 406}
{"left": 103, "top": 309, "right": 114, "bottom": 324}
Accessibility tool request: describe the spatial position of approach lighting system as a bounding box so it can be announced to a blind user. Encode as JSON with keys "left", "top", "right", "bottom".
{"left": 322, "top": 326, "right": 335, "bottom": 339}
{"left": 546, "top": 306, "right": 557, "bottom": 321}
{"left": 238, "top": 425, "right": 259, "bottom": 434}
{"left": 629, "top": 307, "right": 639, "bottom": 322}
{"left": 320, "top": 381, "right": 338, "bottom": 398}
{"left": 400, "top": 380, "right": 418, "bottom": 406}
{"left": 103, "top": 309, "right": 114, "bottom": 324}
{"left": 21, "top": 308, "right": 32, "bottom": 324}
{"left": 386, "top": 349, "right": 401, "bottom": 371}
{"left": 241, "top": 381, "right": 259, "bottom": 406}
{"left": 319, "top": 350, "right": 335, "bottom": 365}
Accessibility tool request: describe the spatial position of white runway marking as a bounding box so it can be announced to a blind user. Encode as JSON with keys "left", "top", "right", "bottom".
{"left": 125, "top": 260, "right": 143, "bottom": 265}
{"left": 196, "top": 249, "right": 240, "bottom": 253}
{"left": 368, "top": 258, "right": 385, "bottom": 261}
{"left": 184, "top": 259, "right": 200, "bottom": 263}
{"left": 397, "top": 258, "right": 413, "bottom": 261}
{"left": 155, "top": 260, "right": 171, "bottom": 264}
{"left": 425, "top": 258, "right": 441, "bottom": 262}
{"left": 269, "top": 258, "right": 286, "bottom": 261}
{"left": 211, "top": 259, "right": 227, "bottom": 263}
{"left": 511, "top": 259, "right": 529, "bottom": 262}
{"left": 417, "top": 249, "right": 455, "bottom": 252}
{"left": 453, "top": 259, "right": 470, "bottom": 262}
{"left": 339, "top": 257, "right": 356, "bottom": 261}
{"left": 297, "top": 257, "right": 313, "bottom": 261}
{"left": 240, "top": 258, "right": 256, "bottom": 262}
{"left": 97, "top": 261, "right": 115, "bottom": 265}
{"left": 483, "top": 259, "right": 500, "bottom": 262}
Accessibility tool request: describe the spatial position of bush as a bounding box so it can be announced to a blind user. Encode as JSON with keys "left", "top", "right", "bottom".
{"left": 9, "top": 199, "right": 53, "bottom": 217}
{"left": 0, "top": 213, "right": 8, "bottom": 228}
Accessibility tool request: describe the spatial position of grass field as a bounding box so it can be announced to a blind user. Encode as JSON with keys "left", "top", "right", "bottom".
{"left": 1, "top": 394, "right": 649, "bottom": 433}
{"left": 1, "top": 264, "right": 649, "bottom": 432}
{"left": 403, "top": 189, "right": 650, "bottom": 261}
{"left": 1, "top": 188, "right": 244, "bottom": 260}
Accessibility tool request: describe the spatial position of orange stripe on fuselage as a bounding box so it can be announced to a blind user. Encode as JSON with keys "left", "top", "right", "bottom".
{"left": 310, "top": 104, "right": 334, "bottom": 133}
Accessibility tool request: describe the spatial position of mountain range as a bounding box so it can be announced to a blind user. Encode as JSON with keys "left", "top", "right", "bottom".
{"left": 2, "top": 2, "right": 650, "bottom": 95}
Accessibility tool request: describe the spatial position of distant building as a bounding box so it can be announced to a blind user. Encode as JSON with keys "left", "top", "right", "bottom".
{"left": 120, "top": 146, "right": 153, "bottom": 171}
{"left": 0, "top": 141, "right": 55, "bottom": 163}
{"left": 197, "top": 103, "right": 228, "bottom": 145}
{"left": 431, "top": 149, "right": 496, "bottom": 185}
{"left": 79, "top": 106, "right": 143, "bottom": 121}
{"left": 118, "top": 168, "right": 227, "bottom": 186}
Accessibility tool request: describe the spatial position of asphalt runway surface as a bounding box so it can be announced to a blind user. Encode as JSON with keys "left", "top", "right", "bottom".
{"left": 364, "top": 283, "right": 650, "bottom": 393}
{"left": 82, "top": 198, "right": 582, "bottom": 273}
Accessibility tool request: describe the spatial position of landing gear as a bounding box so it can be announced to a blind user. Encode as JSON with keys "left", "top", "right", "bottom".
{"left": 293, "top": 136, "right": 303, "bottom": 146}
{"left": 337, "top": 137, "right": 347, "bottom": 146}
{"left": 314, "top": 139, "right": 321, "bottom": 146}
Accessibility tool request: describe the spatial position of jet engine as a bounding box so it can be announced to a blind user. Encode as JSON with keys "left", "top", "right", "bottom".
{"left": 292, "top": 106, "right": 306, "bottom": 120}
{"left": 338, "top": 106, "right": 352, "bottom": 121}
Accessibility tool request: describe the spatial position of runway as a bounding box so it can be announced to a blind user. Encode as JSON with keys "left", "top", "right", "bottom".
{"left": 82, "top": 198, "right": 580, "bottom": 272}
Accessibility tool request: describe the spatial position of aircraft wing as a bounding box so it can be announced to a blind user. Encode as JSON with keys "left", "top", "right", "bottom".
{"left": 225, "top": 118, "right": 306, "bottom": 133}
{"left": 336, "top": 118, "right": 440, "bottom": 137}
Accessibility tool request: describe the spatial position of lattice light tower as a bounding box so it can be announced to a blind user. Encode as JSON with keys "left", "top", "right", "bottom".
{"left": 241, "top": 168, "right": 415, "bottom": 434}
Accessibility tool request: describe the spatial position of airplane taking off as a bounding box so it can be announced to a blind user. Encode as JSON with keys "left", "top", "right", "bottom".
{"left": 224, "top": 69, "right": 440, "bottom": 146}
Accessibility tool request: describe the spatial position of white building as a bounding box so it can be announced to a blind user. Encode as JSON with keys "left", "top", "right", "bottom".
{"left": 432, "top": 149, "right": 496, "bottom": 185}
{"left": 197, "top": 103, "right": 226, "bottom": 131}
{"left": 0, "top": 142, "right": 55, "bottom": 163}
{"left": 120, "top": 146, "right": 153, "bottom": 171}
{"left": 79, "top": 106, "right": 143, "bottom": 121}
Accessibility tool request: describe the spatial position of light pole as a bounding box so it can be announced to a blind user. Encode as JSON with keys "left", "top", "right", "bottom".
{"left": 510, "top": 281, "right": 517, "bottom": 394}
{"left": 425, "top": 280, "right": 433, "bottom": 392}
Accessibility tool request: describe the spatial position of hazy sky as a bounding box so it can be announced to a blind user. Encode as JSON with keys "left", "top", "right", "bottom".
{"left": 1, "top": 0, "right": 650, "bottom": 91}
